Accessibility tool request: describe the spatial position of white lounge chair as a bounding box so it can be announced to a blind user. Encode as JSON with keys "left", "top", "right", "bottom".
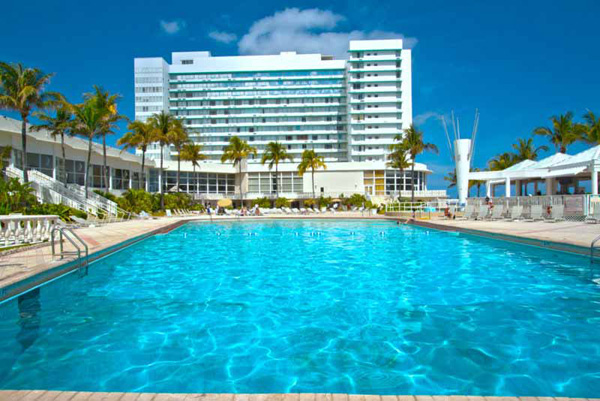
{"left": 458, "top": 205, "right": 475, "bottom": 220}
{"left": 475, "top": 205, "right": 488, "bottom": 220}
{"left": 585, "top": 207, "right": 600, "bottom": 224}
{"left": 165, "top": 209, "right": 173, "bottom": 217}
{"left": 525, "top": 205, "right": 544, "bottom": 222}
{"left": 488, "top": 205, "right": 504, "bottom": 220}
{"left": 504, "top": 205, "right": 523, "bottom": 221}
{"left": 545, "top": 204, "right": 565, "bottom": 222}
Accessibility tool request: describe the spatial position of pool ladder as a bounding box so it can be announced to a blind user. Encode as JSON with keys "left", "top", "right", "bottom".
{"left": 51, "top": 227, "right": 89, "bottom": 273}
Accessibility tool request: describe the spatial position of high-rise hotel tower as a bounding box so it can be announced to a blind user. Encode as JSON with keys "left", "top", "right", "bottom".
{"left": 134, "top": 39, "right": 411, "bottom": 163}
{"left": 133, "top": 39, "right": 444, "bottom": 200}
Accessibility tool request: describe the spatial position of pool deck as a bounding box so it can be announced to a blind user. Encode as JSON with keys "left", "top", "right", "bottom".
{"left": 0, "top": 392, "right": 595, "bottom": 401}
{"left": 404, "top": 218, "right": 599, "bottom": 255}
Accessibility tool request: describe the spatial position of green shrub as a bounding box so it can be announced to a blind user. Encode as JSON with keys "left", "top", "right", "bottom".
{"left": 252, "top": 197, "right": 272, "bottom": 208}
{"left": 345, "top": 193, "right": 368, "bottom": 207}
{"left": 317, "top": 196, "right": 332, "bottom": 208}
{"left": 275, "top": 197, "right": 290, "bottom": 208}
{"left": 0, "top": 177, "right": 37, "bottom": 214}
{"left": 93, "top": 190, "right": 118, "bottom": 203}
{"left": 118, "top": 189, "right": 155, "bottom": 214}
{"left": 26, "top": 203, "right": 86, "bottom": 222}
{"left": 164, "top": 192, "right": 193, "bottom": 210}
{"left": 303, "top": 199, "right": 315, "bottom": 207}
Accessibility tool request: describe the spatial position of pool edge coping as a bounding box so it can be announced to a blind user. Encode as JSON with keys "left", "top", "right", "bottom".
{"left": 0, "top": 219, "right": 188, "bottom": 303}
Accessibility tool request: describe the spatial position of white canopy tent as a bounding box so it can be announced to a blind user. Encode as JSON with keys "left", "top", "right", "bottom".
{"left": 464, "top": 146, "right": 600, "bottom": 198}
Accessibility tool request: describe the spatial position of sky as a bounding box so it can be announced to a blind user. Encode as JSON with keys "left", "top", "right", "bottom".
{"left": 2, "top": 0, "right": 600, "bottom": 195}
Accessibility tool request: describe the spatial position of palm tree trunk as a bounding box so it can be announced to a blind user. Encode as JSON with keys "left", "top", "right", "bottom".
{"left": 20, "top": 117, "right": 28, "bottom": 183}
{"left": 193, "top": 165, "right": 198, "bottom": 195}
{"left": 275, "top": 163, "right": 279, "bottom": 199}
{"left": 140, "top": 149, "right": 146, "bottom": 190}
{"left": 477, "top": 184, "right": 481, "bottom": 198}
{"left": 85, "top": 137, "right": 93, "bottom": 199}
{"left": 311, "top": 167, "right": 315, "bottom": 200}
{"left": 160, "top": 144, "right": 164, "bottom": 210}
{"left": 60, "top": 132, "right": 67, "bottom": 185}
{"left": 103, "top": 135, "right": 109, "bottom": 192}
{"left": 176, "top": 153, "right": 181, "bottom": 193}
{"left": 239, "top": 161, "right": 243, "bottom": 206}
{"left": 411, "top": 162, "right": 416, "bottom": 217}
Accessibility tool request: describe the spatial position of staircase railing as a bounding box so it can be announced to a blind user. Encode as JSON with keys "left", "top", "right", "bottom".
{"left": 51, "top": 226, "right": 89, "bottom": 273}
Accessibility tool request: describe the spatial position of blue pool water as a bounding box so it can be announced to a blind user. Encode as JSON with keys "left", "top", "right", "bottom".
{"left": 0, "top": 220, "right": 599, "bottom": 396}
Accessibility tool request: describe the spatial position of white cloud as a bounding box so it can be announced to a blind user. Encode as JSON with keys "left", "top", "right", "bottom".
{"left": 160, "top": 20, "right": 186, "bottom": 35}
{"left": 208, "top": 31, "right": 237, "bottom": 44}
{"left": 238, "top": 8, "right": 417, "bottom": 59}
{"left": 414, "top": 111, "right": 444, "bottom": 126}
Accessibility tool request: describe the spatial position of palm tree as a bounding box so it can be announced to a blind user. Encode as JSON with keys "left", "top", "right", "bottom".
{"left": 512, "top": 138, "right": 549, "bottom": 162}
{"left": 470, "top": 167, "right": 486, "bottom": 197}
{"left": 69, "top": 99, "right": 103, "bottom": 198}
{"left": 0, "top": 62, "right": 61, "bottom": 182}
{"left": 32, "top": 105, "right": 72, "bottom": 183}
{"left": 444, "top": 169, "right": 457, "bottom": 189}
{"left": 261, "top": 142, "right": 293, "bottom": 198}
{"left": 117, "top": 120, "right": 156, "bottom": 189}
{"left": 180, "top": 143, "right": 207, "bottom": 194}
{"left": 387, "top": 144, "right": 412, "bottom": 197}
{"left": 149, "top": 111, "right": 176, "bottom": 209}
{"left": 85, "top": 86, "right": 125, "bottom": 191}
{"left": 398, "top": 124, "right": 439, "bottom": 207}
{"left": 582, "top": 110, "right": 600, "bottom": 146}
{"left": 221, "top": 136, "right": 257, "bottom": 205}
{"left": 168, "top": 119, "right": 190, "bottom": 192}
{"left": 297, "top": 149, "right": 327, "bottom": 200}
{"left": 488, "top": 152, "right": 517, "bottom": 171}
{"left": 533, "top": 112, "right": 584, "bottom": 153}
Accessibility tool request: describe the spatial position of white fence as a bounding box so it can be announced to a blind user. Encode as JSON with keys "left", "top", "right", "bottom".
{"left": 0, "top": 215, "right": 58, "bottom": 247}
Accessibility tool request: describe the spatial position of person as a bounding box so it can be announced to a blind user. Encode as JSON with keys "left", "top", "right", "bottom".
{"left": 444, "top": 206, "right": 454, "bottom": 220}
{"left": 484, "top": 196, "right": 490, "bottom": 205}
{"left": 206, "top": 205, "right": 212, "bottom": 215}
{"left": 255, "top": 205, "right": 261, "bottom": 216}
{"left": 536, "top": 190, "right": 542, "bottom": 196}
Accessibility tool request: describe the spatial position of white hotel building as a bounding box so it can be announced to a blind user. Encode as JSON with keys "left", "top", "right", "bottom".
{"left": 133, "top": 39, "right": 446, "bottom": 202}
{"left": 0, "top": 39, "right": 445, "bottom": 205}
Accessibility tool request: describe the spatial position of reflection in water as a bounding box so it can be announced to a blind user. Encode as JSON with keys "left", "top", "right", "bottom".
{"left": 17, "top": 288, "right": 41, "bottom": 351}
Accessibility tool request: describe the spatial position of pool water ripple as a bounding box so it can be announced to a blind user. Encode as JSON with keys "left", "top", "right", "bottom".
{"left": 0, "top": 220, "right": 599, "bottom": 396}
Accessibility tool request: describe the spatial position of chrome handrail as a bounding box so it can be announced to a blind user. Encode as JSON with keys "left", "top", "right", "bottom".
{"left": 51, "top": 227, "right": 89, "bottom": 272}
{"left": 591, "top": 234, "right": 600, "bottom": 265}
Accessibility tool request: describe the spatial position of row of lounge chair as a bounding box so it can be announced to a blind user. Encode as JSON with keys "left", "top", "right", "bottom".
{"left": 459, "top": 204, "right": 566, "bottom": 222}
{"left": 165, "top": 209, "right": 197, "bottom": 217}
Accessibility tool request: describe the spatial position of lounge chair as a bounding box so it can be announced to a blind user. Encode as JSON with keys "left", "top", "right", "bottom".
{"left": 504, "top": 205, "right": 523, "bottom": 221}
{"left": 488, "top": 205, "right": 504, "bottom": 220}
{"left": 545, "top": 204, "right": 565, "bottom": 222}
{"left": 585, "top": 207, "right": 600, "bottom": 224}
{"left": 475, "top": 205, "right": 488, "bottom": 220}
{"left": 525, "top": 205, "right": 544, "bottom": 222}
{"left": 457, "top": 205, "right": 475, "bottom": 220}
{"left": 165, "top": 209, "right": 173, "bottom": 217}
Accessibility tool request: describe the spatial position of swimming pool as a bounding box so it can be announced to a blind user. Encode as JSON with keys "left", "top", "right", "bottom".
{"left": 0, "top": 220, "right": 598, "bottom": 396}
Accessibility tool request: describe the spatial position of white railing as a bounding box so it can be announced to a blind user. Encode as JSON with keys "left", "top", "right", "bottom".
{"left": 386, "top": 199, "right": 455, "bottom": 215}
{"left": 0, "top": 215, "right": 58, "bottom": 247}
{"left": 5, "top": 166, "right": 134, "bottom": 221}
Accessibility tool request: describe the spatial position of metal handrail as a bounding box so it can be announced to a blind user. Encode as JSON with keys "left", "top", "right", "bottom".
{"left": 591, "top": 234, "right": 600, "bottom": 265}
{"left": 51, "top": 227, "right": 89, "bottom": 271}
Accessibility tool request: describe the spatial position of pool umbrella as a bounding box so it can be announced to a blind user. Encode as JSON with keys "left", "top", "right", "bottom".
{"left": 217, "top": 198, "right": 232, "bottom": 208}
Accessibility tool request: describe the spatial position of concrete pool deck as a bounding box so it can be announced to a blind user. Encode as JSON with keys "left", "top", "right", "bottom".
{"left": 0, "top": 391, "right": 596, "bottom": 401}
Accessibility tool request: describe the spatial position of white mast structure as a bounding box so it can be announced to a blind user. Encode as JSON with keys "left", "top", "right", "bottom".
{"left": 442, "top": 110, "right": 480, "bottom": 205}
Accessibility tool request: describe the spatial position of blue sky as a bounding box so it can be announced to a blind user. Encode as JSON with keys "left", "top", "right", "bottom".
{"left": 2, "top": 0, "right": 600, "bottom": 194}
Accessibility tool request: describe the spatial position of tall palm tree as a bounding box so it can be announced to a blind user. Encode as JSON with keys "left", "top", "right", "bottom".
{"left": 512, "top": 138, "right": 549, "bottom": 162}
{"left": 180, "top": 143, "right": 207, "bottom": 194}
{"left": 297, "top": 149, "right": 327, "bottom": 200}
{"left": 117, "top": 120, "right": 156, "bottom": 189}
{"left": 168, "top": 119, "right": 190, "bottom": 192}
{"left": 149, "top": 111, "right": 176, "bottom": 209}
{"left": 32, "top": 105, "right": 72, "bottom": 183}
{"left": 488, "top": 152, "right": 517, "bottom": 171}
{"left": 69, "top": 99, "right": 103, "bottom": 198}
{"left": 387, "top": 144, "right": 412, "bottom": 196}
{"left": 221, "top": 136, "right": 257, "bottom": 205}
{"left": 85, "top": 86, "right": 125, "bottom": 191}
{"left": 582, "top": 110, "right": 600, "bottom": 146}
{"left": 398, "top": 124, "right": 438, "bottom": 207}
{"left": 0, "top": 62, "right": 61, "bottom": 182}
{"left": 261, "top": 142, "right": 293, "bottom": 198}
{"left": 444, "top": 169, "right": 457, "bottom": 189}
{"left": 533, "top": 112, "right": 584, "bottom": 153}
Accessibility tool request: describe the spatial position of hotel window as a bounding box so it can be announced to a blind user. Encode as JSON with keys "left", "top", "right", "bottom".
{"left": 65, "top": 159, "right": 85, "bottom": 186}
{"left": 91, "top": 164, "right": 106, "bottom": 188}
{"left": 182, "top": 60, "right": 193, "bottom": 65}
